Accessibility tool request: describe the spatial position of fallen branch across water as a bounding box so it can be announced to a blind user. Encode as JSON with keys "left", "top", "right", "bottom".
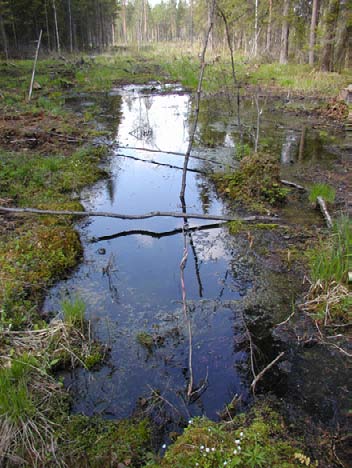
{"left": 0, "top": 205, "right": 279, "bottom": 223}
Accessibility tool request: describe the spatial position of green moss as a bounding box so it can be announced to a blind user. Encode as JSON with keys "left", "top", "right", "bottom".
{"left": 212, "top": 152, "right": 290, "bottom": 210}
{"left": 0, "top": 223, "right": 81, "bottom": 328}
{"left": 158, "top": 402, "right": 316, "bottom": 468}
{"left": 228, "top": 221, "right": 244, "bottom": 235}
{"left": 254, "top": 223, "right": 279, "bottom": 230}
{"left": 59, "top": 415, "right": 152, "bottom": 467}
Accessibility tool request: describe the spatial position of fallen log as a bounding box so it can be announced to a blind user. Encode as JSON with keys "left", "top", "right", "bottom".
{"left": 316, "top": 196, "right": 333, "bottom": 229}
{"left": 280, "top": 179, "right": 305, "bottom": 191}
{"left": 0, "top": 205, "right": 279, "bottom": 223}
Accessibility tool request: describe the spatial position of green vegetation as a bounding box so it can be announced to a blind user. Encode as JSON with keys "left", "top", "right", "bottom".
{"left": 305, "top": 216, "right": 352, "bottom": 323}
{"left": 212, "top": 152, "right": 290, "bottom": 210}
{"left": 0, "top": 353, "right": 67, "bottom": 465}
{"left": 137, "top": 331, "right": 155, "bottom": 352}
{"left": 61, "top": 296, "right": 85, "bottom": 329}
{"left": 60, "top": 415, "right": 152, "bottom": 467}
{"left": 149, "top": 402, "right": 316, "bottom": 468}
{"left": 308, "top": 183, "right": 336, "bottom": 204}
{"left": 0, "top": 146, "right": 107, "bottom": 329}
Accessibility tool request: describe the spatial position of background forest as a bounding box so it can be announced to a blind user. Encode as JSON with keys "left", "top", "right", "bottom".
{"left": 0, "top": 0, "right": 351, "bottom": 71}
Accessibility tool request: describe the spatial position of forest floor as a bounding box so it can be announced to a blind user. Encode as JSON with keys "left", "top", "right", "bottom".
{"left": 0, "top": 50, "right": 351, "bottom": 467}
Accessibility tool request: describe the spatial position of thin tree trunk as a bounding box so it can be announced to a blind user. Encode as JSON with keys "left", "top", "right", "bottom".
{"left": 279, "top": 0, "right": 290, "bottom": 64}
{"left": 254, "top": 0, "right": 259, "bottom": 56}
{"left": 143, "top": 0, "right": 148, "bottom": 42}
{"left": 68, "top": 0, "right": 73, "bottom": 53}
{"left": 0, "top": 13, "right": 8, "bottom": 60}
{"left": 44, "top": 0, "right": 51, "bottom": 51}
{"left": 52, "top": 0, "right": 60, "bottom": 54}
{"left": 122, "top": 0, "right": 127, "bottom": 43}
{"left": 28, "top": 30, "right": 43, "bottom": 101}
{"left": 309, "top": 0, "right": 319, "bottom": 65}
{"left": 333, "top": 0, "right": 351, "bottom": 72}
{"left": 266, "top": 0, "right": 272, "bottom": 52}
{"left": 320, "top": 0, "right": 340, "bottom": 71}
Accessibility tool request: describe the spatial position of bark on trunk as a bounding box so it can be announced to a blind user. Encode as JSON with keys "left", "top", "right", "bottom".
{"left": 320, "top": 0, "right": 340, "bottom": 71}
{"left": 0, "top": 13, "right": 8, "bottom": 60}
{"left": 279, "top": 0, "right": 290, "bottom": 64}
{"left": 309, "top": 0, "right": 319, "bottom": 65}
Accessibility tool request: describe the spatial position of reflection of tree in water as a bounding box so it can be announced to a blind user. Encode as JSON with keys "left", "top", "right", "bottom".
{"left": 197, "top": 181, "right": 211, "bottom": 214}
{"left": 102, "top": 254, "right": 120, "bottom": 303}
{"left": 129, "top": 96, "right": 155, "bottom": 145}
{"left": 195, "top": 97, "right": 228, "bottom": 148}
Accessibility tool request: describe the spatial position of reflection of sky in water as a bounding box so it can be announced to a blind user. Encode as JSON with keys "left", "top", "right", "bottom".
{"left": 43, "top": 87, "right": 250, "bottom": 421}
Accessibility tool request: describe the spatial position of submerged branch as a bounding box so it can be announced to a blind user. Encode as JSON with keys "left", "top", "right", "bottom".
{"left": 250, "top": 352, "right": 285, "bottom": 395}
{"left": 116, "top": 145, "right": 232, "bottom": 169}
{"left": 0, "top": 206, "right": 279, "bottom": 223}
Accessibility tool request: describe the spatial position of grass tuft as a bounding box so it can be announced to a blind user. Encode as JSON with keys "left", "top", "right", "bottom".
{"left": 61, "top": 297, "right": 85, "bottom": 329}
{"left": 308, "top": 183, "right": 336, "bottom": 204}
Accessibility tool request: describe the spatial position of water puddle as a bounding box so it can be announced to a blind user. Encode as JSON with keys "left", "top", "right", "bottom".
{"left": 45, "top": 85, "right": 348, "bottom": 426}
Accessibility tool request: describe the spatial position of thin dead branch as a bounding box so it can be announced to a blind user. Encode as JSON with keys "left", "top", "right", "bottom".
{"left": 0, "top": 205, "right": 279, "bottom": 223}
{"left": 250, "top": 352, "right": 285, "bottom": 394}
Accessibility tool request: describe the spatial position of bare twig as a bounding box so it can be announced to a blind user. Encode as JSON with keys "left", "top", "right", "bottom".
{"left": 276, "top": 309, "right": 295, "bottom": 327}
{"left": 250, "top": 352, "right": 285, "bottom": 394}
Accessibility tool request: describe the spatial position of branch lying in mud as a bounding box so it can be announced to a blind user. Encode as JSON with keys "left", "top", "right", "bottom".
{"left": 0, "top": 205, "right": 279, "bottom": 223}
{"left": 280, "top": 179, "right": 306, "bottom": 191}
{"left": 250, "top": 351, "right": 285, "bottom": 395}
{"left": 316, "top": 196, "right": 333, "bottom": 229}
{"left": 117, "top": 152, "right": 208, "bottom": 174}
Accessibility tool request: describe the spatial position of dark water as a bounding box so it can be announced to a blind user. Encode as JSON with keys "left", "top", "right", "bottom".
{"left": 44, "top": 85, "right": 349, "bottom": 425}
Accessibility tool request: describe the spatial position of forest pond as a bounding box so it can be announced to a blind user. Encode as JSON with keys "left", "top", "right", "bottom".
{"left": 43, "top": 84, "right": 350, "bottom": 429}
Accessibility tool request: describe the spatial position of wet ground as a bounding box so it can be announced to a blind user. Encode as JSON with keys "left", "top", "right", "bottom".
{"left": 43, "top": 85, "right": 351, "bottom": 439}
